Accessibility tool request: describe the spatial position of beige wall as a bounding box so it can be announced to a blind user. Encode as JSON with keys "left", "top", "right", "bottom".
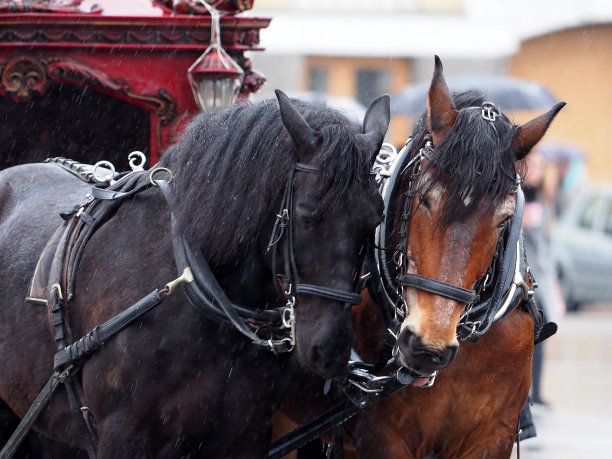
{"left": 509, "top": 25, "right": 612, "bottom": 183}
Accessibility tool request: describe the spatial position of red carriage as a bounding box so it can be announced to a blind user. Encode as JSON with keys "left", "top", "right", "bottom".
{"left": 0, "top": 0, "right": 270, "bottom": 170}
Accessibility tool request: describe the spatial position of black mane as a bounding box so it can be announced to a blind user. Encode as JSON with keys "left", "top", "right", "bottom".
{"left": 159, "top": 98, "right": 371, "bottom": 265}
{"left": 409, "top": 90, "right": 519, "bottom": 227}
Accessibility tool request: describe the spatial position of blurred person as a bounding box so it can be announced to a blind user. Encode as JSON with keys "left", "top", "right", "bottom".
{"left": 538, "top": 141, "right": 587, "bottom": 216}
{"left": 522, "top": 150, "right": 566, "bottom": 405}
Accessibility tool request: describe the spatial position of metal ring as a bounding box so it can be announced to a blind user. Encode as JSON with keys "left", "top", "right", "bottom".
{"left": 92, "top": 160, "right": 116, "bottom": 183}
{"left": 281, "top": 307, "right": 293, "bottom": 328}
{"left": 149, "top": 167, "right": 173, "bottom": 187}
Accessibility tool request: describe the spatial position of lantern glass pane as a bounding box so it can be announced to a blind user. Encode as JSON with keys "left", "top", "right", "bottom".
{"left": 215, "top": 79, "right": 236, "bottom": 107}
{"left": 194, "top": 77, "right": 238, "bottom": 110}
{"left": 196, "top": 79, "right": 216, "bottom": 110}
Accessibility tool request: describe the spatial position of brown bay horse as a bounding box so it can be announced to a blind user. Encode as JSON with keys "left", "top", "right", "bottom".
{"left": 347, "top": 296, "right": 536, "bottom": 458}
{"left": 275, "top": 56, "right": 564, "bottom": 459}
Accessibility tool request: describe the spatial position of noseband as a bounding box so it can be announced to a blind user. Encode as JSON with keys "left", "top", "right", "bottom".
{"left": 267, "top": 162, "right": 364, "bottom": 308}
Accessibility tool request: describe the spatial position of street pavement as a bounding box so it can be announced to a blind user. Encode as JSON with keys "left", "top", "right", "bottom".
{"left": 512, "top": 304, "right": 612, "bottom": 458}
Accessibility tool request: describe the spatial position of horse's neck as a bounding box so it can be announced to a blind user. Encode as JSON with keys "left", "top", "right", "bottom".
{"left": 214, "top": 243, "right": 278, "bottom": 308}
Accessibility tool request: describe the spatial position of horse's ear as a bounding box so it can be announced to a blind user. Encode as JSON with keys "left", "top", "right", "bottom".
{"left": 275, "top": 89, "right": 317, "bottom": 157}
{"left": 360, "top": 94, "right": 391, "bottom": 164}
{"left": 512, "top": 102, "right": 566, "bottom": 160}
{"left": 428, "top": 56, "right": 458, "bottom": 146}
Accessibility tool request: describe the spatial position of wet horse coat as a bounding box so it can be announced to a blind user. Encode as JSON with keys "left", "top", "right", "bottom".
{"left": 0, "top": 91, "right": 390, "bottom": 458}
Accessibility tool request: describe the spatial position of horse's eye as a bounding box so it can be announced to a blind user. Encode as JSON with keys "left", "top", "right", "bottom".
{"left": 301, "top": 215, "right": 316, "bottom": 230}
{"left": 497, "top": 215, "right": 512, "bottom": 229}
{"left": 296, "top": 204, "right": 321, "bottom": 230}
{"left": 418, "top": 194, "right": 430, "bottom": 210}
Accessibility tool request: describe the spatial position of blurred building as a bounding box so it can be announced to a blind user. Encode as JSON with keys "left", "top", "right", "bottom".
{"left": 250, "top": 0, "right": 612, "bottom": 183}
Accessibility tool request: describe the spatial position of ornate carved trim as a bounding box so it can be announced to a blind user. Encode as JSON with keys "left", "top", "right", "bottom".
{"left": 0, "top": 0, "right": 101, "bottom": 14}
{"left": 0, "top": 56, "right": 177, "bottom": 125}
{"left": 0, "top": 24, "right": 265, "bottom": 49}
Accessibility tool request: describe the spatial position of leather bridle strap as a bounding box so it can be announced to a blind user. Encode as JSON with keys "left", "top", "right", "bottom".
{"left": 295, "top": 284, "right": 362, "bottom": 305}
{"left": 457, "top": 186, "right": 526, "bottom": 340}
{"left": 398, "top": 274, "right": 480, "bottom": 304}
{"left": 269, "top": 161, "right": 364, "bottom": 307}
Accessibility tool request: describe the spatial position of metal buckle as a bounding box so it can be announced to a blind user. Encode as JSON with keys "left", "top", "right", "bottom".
{"left": 481, "top": 101, "right": 498, "bottom": 122}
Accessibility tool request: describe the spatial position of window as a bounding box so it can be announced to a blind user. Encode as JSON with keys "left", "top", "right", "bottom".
{"left": 356, "top": 69, "right": 390, "bottom": 106}
{"left": 309, "top": 67, "right": 328, "bottom": 93}
{"left": 0, "top": 84, "right": 150, "bottom": 171}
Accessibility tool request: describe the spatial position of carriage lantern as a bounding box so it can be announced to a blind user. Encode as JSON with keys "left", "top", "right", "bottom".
{"left": 187, "top": 1, "right": 244, "bottom": 110}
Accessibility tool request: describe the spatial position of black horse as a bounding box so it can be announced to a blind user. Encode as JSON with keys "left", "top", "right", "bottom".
{"left": 0, "top": 90, "right": 390, "bottom": 458}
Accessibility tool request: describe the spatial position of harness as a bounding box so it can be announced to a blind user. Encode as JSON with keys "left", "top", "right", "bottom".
{"left": 266, "top": 163, "right": 363, "bottom": 307}
{"left": 1, "top": 156, "right": 363, "bottom": 458}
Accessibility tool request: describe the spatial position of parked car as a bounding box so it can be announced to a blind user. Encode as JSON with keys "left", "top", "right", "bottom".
{"left": 551, "top": 184, "right": 612, "bottom": 310}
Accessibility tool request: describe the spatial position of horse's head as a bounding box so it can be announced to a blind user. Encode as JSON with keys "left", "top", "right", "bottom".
{"left": 274, "top": 90, "right": 389, "bottom": 378}
{"left": 394, "top": 56, "right": 564, "bottom": 379}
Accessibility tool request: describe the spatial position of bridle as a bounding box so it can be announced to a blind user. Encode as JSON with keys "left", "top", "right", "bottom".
{"left": 266, "top": 162, "right": 364, "bottom": 320}
{"left": 373, "top": 138, "right": 482, "bottom": 340}
{"left": 372, "top": 133, "right": 530, "bottom": 348}
{"left": 394, "top": 138, "right": 482, "bottom": 309}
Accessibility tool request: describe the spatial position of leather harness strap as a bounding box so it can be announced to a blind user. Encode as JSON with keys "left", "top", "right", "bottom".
{"left": 0, "top": 372, "right": 62, "bottom": 459}
{"left": 294, "top": 284, "right": 362, "bottom": 305}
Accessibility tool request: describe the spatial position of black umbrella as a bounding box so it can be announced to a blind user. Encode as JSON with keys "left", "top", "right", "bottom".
{"left": 391, "top": 74, "right": 559, "bottom": 115}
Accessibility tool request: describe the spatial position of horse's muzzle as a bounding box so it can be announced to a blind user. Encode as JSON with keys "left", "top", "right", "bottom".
{"left": 396, "top": 328, "right": 458, "bottom": 377}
